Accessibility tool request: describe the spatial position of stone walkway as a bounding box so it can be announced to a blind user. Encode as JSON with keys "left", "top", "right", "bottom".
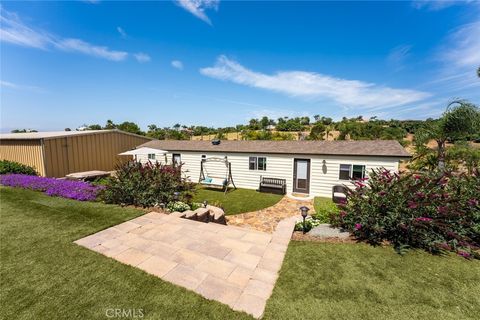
{"left": 227, "top": 196, "right": 313, "bottom": 233}
{"left": 75, "top": 212, "right": 297, "bottom": 318}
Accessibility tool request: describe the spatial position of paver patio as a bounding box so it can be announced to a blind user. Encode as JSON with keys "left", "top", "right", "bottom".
{"left": 75, "top": 211, "right": 297, "bottom": 318}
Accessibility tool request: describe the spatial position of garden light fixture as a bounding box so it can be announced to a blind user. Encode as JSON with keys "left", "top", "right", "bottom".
{"left": 173, "top": 192, "right": 180, "bottom": 201}
{"left": 203, "top": 200, "right": 208, "bottom": 208}
{"left": 300, "top": 206, "right": 310, "bottom": 234}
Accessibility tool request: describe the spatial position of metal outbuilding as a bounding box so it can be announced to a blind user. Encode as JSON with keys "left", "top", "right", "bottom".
{"left": 0, "top": 130, "right": 152, "bottom": 177}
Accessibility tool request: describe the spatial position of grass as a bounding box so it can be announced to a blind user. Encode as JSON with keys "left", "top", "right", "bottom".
{"left": 2, "top": 187, "right": 479, "bottom": 320}
{"left": 313, "top": 196, "right": 339, "bottom": 222}
{"left": 264, "top": 241, "right": 480, "bottom": 320}
{"left": 0, "top": 187, "right": 252, "bottom": 320}
{"left": 192, "top": 187, "right": 283, "bottom": 215}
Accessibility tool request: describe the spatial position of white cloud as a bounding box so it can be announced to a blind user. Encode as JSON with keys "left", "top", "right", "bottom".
{"left": 117, "top": 26, "right": 127, "bottom": 38}
{"left": 1, "top": 80, "right": 45, "bottom": 93}
{"left": 412, "top": 0, "right": 474, "bottom": 11}
{"left": 387, "top": 45, "right": 412, "bottom": 71}
{"left": 134, "top": 52, "right": 151, "bottom": 63}
{"left": 0, "top": 8, "right": 129, "bottom": 62}
{"left": 0, "top": 9, "right": 52, "bottom": 49}
{"left": 440, "top": 21, "right": 480, "bottom": 68}
{"left": 55, "top": 38, "right": 128, "bottom": 61}
{"left": 175, "top": 0, "right": 219, "bottom": 25}
{"left": 200, "top": 55, "right": 431, "bottom": 110}
{"left": 171, "top": 60, "right": 184, "bottom": 70}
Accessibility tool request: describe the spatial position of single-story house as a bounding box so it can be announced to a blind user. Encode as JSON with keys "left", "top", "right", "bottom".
{"left": 131, "top": 139, "right": 411, "bottom": 198}
{"left": 0, "top": 130, "right": 152, "bottom": 177}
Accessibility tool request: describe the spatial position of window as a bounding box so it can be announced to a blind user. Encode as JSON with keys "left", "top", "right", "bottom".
{"left": 339, "top": 164, "right": 351, "bottom": 180}
{"left": 249, "top": 156, "right": 266, "bottom": 171}
{"left": 249, "top": 157, "right": 257, "bottom": 170}
{"left": 339, "top": 164, "right": 366, "bottom": 180}
{"left": 258, "top": 157, "right": 267, "bottom": 171}
{"left": 352, "top": 165, "right": 365, "bottom": 180}
{"left": 172, "top": 153, "right": 181, "bottom": 166}
{"left": 148, "top": 154, "right": 156, "bottom": 160}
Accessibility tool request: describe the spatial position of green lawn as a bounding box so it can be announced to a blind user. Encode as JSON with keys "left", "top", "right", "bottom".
{"left": 313, "top": 196, "right": 338, "bottom": 222}
{"left": 192, "top": 187, "right": 283, "bottom": 215}
{"left": 265, "top": 241, "right": 480, "bottom": 320}
{"left": 0, "top": 187, "right": 252, "bottom": 320}
{"left": 2, "top": 187, "right": 479, "bottom": 320}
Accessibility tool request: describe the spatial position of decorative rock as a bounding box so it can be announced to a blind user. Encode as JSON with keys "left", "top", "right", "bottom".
{"left": 308, "top": 223, "right": 350, "bottom": 239}
{"left": 213, "top": 210, "right": 226, "bottom": 225}
{"left": 184, "top": 210, "right": 197, "bottom": 220}
{"left": 194, "top": 208, "right": 210, "bottom": 222}
{"left": 171, "top": 211, "right": 186, "bottom": 218}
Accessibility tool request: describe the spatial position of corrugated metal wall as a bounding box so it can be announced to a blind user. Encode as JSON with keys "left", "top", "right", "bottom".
{"left": 0, "top": 139, "right": 46, "bottom": 176}
{"left": 43, "top": 131, "right": 151, "bottom": 177}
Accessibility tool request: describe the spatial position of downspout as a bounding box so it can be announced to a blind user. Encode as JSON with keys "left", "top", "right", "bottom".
{"left": 40, "top": 138, "right": 47, "bottom": 176}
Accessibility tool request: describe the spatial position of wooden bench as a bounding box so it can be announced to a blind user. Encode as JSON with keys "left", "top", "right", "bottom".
{"left": 258, "top": 176, "right": 287, "bottom": 195}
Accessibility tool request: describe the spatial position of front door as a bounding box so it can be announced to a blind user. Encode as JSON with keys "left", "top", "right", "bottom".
{"left": 293, "top": 159, "right": 310, "bottom": 194}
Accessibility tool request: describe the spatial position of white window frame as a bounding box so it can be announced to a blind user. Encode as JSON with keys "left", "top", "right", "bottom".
{"left": 339, "top": 164, "right": 366, "bottom": 180}
{"left": 249, "top": 156, "right": 267, "bottom": 171}
{"left": 148, "top": 153, "right": 156, "bottom": 160}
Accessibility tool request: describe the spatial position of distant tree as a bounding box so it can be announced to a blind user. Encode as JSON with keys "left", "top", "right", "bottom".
{"left": 104, "top": 120, "right": 116, "bottom": 129}
{"left": 116, "top": 121, "right": 144, "bottom": 135}
{"left": 260, "top": 116, "right": 270, "bottom": 130}
{"left": 415, "top": 100, "right": 480, "bottom": 171}
{"left": 11, "top": 129, "right": 37, "bottom": 133}
{"left": 64, "top": 128, "right": 71, "bottom": 131}
{"left": 87, "top": 124, "right": 102, "bottom": 130}
{"left": 308, "top": 123, "right": 326, "bottom": 140}
{"left": 173, "top": 123, "right": 181, "bottom": 131}
{"left": 313, "top": 114, "right": 320, "bottom": 122}
{"left": 477, "top": 66, "right": 480, "bottom": 78}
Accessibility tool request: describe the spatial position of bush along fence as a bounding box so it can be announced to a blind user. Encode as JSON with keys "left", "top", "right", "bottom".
{"left": 0, "top": 174, "right": 104, "bottom": 201}
{"left": 332, "top": 168, "right": 480, "bottom": 259}
{"left": 0, "top": 160, "right": 38, "bottom": 176}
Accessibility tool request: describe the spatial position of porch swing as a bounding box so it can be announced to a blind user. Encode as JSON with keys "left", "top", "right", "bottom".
{"left": 199, "top": 156, "right": 236, "bottom": 194}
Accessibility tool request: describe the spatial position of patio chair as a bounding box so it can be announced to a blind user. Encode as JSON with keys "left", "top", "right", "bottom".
{"left": 332, "top": 185, "right": 348, "bottom": 204}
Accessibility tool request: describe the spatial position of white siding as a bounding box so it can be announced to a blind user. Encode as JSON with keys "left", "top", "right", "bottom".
{"left": 154, "top": 151, "right": 400, "bottom": 198}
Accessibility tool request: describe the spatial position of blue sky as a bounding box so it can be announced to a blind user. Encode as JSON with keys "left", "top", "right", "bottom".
{"left": 1, "top": 0, "right": 479, "bottom": 132}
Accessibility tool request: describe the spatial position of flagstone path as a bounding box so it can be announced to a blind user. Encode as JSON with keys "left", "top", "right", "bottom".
{"left": 226, "top": 196, "right": 314, "bottom": 233}
{"left": 75, "top": 211, "right": 297, "bottom": 318}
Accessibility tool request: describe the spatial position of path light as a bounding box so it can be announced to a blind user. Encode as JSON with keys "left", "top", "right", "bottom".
{"left": 300, "top": 206, "right": 310, "bottom": 234}
{"left": 159, "top": 203, "right": 165, "bottom": 211}
{"left": 173, "top": 192, "right": 180, "bottom": 201}
{"left": 203, "top": 200, "right": 208, "bottom": 208}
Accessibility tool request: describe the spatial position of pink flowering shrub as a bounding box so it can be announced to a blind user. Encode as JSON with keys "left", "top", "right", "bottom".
{"left": 102, "top": 161, "right": 195, "bottom": 208}
{"left": 332, "top": 168, "right": 480, "bottom": 259}
{"left": 0, "top": 174, "right": 103, "bottom": 201}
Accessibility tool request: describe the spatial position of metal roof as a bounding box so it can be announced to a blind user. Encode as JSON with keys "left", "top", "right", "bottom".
{"left": 0, "top": 129, "right": 151, "bottom": 140}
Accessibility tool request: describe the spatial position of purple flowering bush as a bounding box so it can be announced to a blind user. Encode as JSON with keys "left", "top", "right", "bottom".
{"left": 0, "top": 174, "right": 104, "bottom": 201}
{"left": 332, "top": 168, "right": 480, "bottom": 259}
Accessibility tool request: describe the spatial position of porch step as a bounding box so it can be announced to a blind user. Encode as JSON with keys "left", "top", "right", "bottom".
{"left": 291, "top": 192, "right": 310, "bottom": 198}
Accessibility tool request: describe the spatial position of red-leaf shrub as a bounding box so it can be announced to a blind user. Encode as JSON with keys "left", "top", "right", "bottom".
{"left": 332, "top": 168, "right": 480, "bottom": 259}
{"left": 102, "top": 161, "right": 195, "bottom": 208}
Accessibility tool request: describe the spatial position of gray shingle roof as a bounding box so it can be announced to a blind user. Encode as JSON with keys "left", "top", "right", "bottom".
{"left": 139, "top": 140, "right": 411, "bottom": 158}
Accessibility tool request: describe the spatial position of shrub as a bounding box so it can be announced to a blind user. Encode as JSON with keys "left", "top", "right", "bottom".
{"left": 332, "top": 168, "right": 480, "bottom": 259}
{"left": 167, "top": 201, "right": 191, "bottom": 212}
{"left": 0, "top": 174, "right": 103, "bottom": 201}
{"left": 102, "top": 161, "right": 196, "bottom": 208}
{"left": 0, "top": 160, "right": 38, "bottom": 176}
{"left": 294, "top": 217, "right": 322, "bottom": 232}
